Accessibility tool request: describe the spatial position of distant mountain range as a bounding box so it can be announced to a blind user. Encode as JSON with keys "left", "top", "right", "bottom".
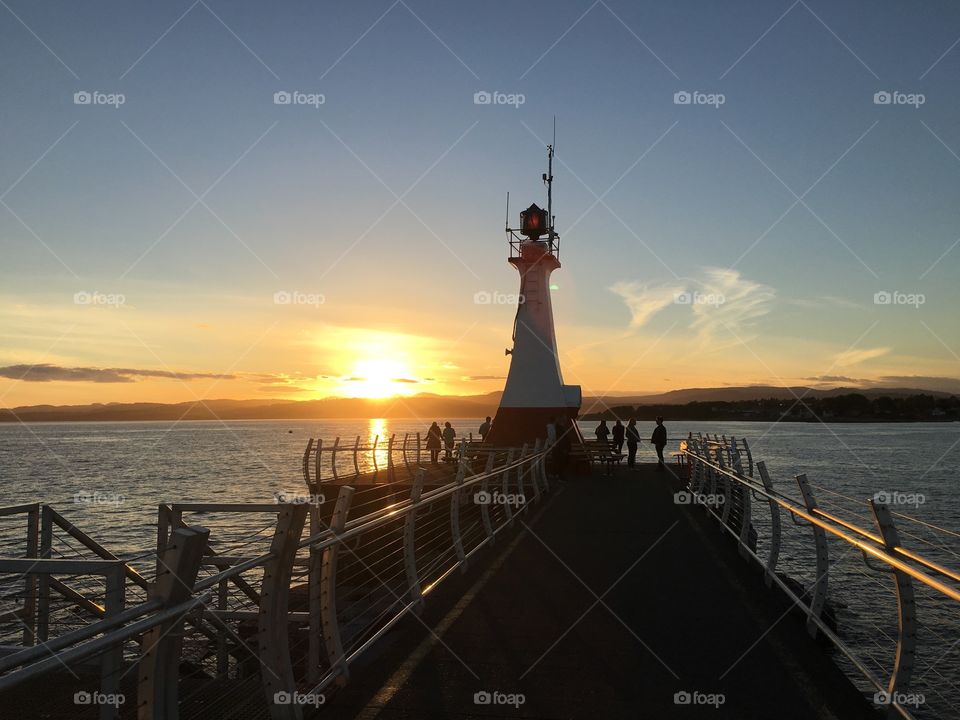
{"left": 1, "top": 386, "right": 955, "bottom": 422}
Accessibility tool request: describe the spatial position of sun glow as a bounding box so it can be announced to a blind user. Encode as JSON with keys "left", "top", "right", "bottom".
{"left": 343, "top": 357, "right": 417, "bottom": 399}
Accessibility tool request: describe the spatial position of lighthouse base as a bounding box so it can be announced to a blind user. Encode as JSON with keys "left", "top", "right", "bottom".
{"left": 484, "top": 406, "right": 583, "bottom": 448}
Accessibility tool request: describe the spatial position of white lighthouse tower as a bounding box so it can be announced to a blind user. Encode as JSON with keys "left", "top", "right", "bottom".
{"left": 485, "top": 144, "right": 582, "bottom": 447}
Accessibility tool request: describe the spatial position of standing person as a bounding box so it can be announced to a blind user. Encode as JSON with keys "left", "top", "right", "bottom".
{"left": 479, "top": 416, "right": 492, "bottom": 441}
{"left": 625, "top": 418, "right": 640, "bottom": 468}
{"left": 651, "top": 416, "right": 668, "bottom": 471}
{"left": 612, "top": 419, "right": 625, "bottom": 454}
{"left": 426, "top": 422, "right": 442, "bottom": 464}
{"left": 442, "top": 421, "right": 456, "bottom": 461}
{"left": 595, "top": 419, "right": 610, "bottom": 445}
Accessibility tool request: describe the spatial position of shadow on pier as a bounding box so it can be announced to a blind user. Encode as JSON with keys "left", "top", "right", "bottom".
{"left": 318, "top": 463, "right": 873, "bottom": 720}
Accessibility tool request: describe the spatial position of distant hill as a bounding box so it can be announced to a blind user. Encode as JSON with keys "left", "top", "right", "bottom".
{"left": 1, "top": 386, "right": 955, "bottom": 422}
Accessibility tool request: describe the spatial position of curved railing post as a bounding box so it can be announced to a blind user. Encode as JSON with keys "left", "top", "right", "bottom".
{"left": 259, "top": 504, "right": 309, "bottom": 720}
{"left": 741, "top": 438, "right": 754, "bottom": 477}
{"left": 314, "top": 438, "right": 323, "bottom": 489}
{"left": 416, "top": 432, "right": 421, "bottom": 466}
{"left": 322, "top": 486, "right": 354, "bottom": 684}
{"left": 451, "top": 439, "right": 468, "bottom": 572}
{"left": 795, "top": 473, "right": 829, "bottom": 638}
{"left": 352, "top": 436, "right": 360, "bottom": 479}
{"left": 756, "top": 461, "right": 781, "bottom": 588}
{"left": 330, "top": 437, "right": 339, "bottom": 483}
{"left": 402, "top": 433, "right": 411, "bottom": 477}
{"left": 870, "top": 499, "right": 917, "bottom": 699}
{"left": 302, "top": 439, "right": 314, "bottom": 489}
{"left": 404, "top": 469, "right": 425, "bottom": 612}
{"left": 478, "top": 453, "right": 496, "bottom": 542}
{"left": 138, "top": 526, "right": 209, "bottom": 720}
{"left": 387, "top": 434, "right": 395, "bottom": 482}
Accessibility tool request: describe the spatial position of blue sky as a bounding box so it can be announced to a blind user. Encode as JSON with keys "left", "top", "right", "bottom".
{"left": 2, "top": 0, "right": 959, "bottom": 405}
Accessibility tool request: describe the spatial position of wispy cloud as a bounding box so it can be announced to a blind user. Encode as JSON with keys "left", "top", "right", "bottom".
{"left": 689, "top": 268, "right": 775, "bottom": 347}
{"left": 832, "top": 347, "right": 891, "bottom": 367}
{"left": 0, "top": 364, "right": 236, "bottom": 383}
{"left": 608, "top": 281, "right": 682, "bottom": 328}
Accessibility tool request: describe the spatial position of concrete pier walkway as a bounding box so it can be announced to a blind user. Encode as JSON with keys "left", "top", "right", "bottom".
{"left": 319, "top": 464, "right": 874, "bottom": 720}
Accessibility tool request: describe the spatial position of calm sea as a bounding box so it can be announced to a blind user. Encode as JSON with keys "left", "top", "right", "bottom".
{"left": 0, "top": 418, "right": 957, "bottom": 715}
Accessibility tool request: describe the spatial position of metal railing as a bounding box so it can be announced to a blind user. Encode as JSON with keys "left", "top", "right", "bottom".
{"left": 681, "top": 433, "right": 959, "bottom": 720}
{"left": 0, "top": 438, "right": 550, "bottom": 719}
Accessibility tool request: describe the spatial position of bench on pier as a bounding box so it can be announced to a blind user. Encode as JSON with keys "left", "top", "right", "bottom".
{"left": 578, "top": 440, "right": 624, "bottom": 475}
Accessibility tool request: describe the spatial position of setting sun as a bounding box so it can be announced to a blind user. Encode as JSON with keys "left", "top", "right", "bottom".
{"left": 343, "top": 358, "right": 418, "bottom": 399}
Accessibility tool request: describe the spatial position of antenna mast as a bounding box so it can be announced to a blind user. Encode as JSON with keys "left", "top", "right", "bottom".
{"left": 544, "top": 117, "right": 556, "bottom": 248}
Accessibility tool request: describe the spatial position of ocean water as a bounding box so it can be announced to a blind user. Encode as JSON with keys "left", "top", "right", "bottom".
{"left": 0, "top": 418, "right": 957, "bottom": 715}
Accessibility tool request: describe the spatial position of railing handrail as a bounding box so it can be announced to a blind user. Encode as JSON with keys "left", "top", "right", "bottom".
{"left": 684, "top": 446, "right": 960, "bottom": 602}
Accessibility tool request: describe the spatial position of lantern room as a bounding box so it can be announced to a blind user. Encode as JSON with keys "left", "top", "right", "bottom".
{"left": 519, "top": 203, "right": 548, "bottom": 239}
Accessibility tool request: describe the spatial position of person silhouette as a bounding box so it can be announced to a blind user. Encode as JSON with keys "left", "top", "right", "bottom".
{"left": 442, "top": 421, "right": 456, "bottom": 461}
{"left": 426, "top": 422, "right": 442, "bottom": 464}
{"left": 595, "top": 419, "right": 610, "bottom": 445}
{"left": 612, "top": 419, "right": 625, "bottom": 454}
{"left": 651, "top": 416, "right": 668, "bottom": 470}
{"left": 625, "top": 418, "right": 640, "bottom": 468}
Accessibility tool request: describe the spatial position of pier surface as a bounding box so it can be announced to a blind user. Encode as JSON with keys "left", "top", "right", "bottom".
{"left": 320, "top": 463, "right": 874, "bottom": 720}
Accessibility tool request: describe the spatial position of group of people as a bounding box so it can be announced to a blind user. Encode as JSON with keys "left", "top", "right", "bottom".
{"left": 594, "top": 416, "right": 668, "bottom": 470}
{"left": 425, "top": 416, "right": 494, "bottom": 464}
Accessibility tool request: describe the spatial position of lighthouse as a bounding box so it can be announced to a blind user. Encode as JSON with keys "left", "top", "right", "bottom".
{"left": 484, "top": 144, "right": 583, "bottom": 447}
